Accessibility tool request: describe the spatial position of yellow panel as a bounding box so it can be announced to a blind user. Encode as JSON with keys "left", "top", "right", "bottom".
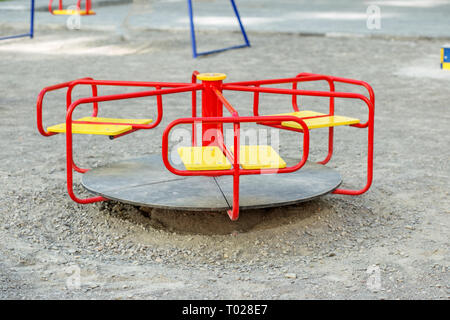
{"left": 269, "top": 110, "right": 360, "bottom": 130}
{"left": 231, "top": 145, "right": 286, "bottom": 169}
{"left": 442, "top": 62, "right": 450, "bottom": 70}
{"left": 76, "top": 117, "right": 152, "bottom": 125}
{"left": 196, "top": 73, "right": 227, "bottom": 81}
{"left": 47, "top": 123, "right": 132, "bottom": 135}
{"left": 177, "top": 146, "right": 231, "bottom": 171}
{"left": 53, "top": 10, "right": 95, "bottom": 15}
{"left": 46, "top": 117, "right": 152, "bottom": 136}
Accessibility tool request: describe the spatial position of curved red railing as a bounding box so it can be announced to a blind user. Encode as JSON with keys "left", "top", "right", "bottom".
{"left": 293, "top": 73, "right": 335, "bottom": 164}
{"left": 235, "top": 72, "right": 375, "bottom": 167}
{"left": 38, "top": 78, "right": 179, "bottom": 173}
{"left": 162, "top": 115, "right": 310, "bottom": 220}
{"left": 191, "top": 70, "right": 200, "bottom": 146}
{"left": 40, "top": 80, "right": 202, "bottom": 204}
{"left": 223, "top": 77, "right": 375, "bottom": 196}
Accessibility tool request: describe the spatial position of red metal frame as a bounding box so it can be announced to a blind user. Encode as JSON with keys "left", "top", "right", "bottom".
{"left": 223, "top": 73, "right": 375, "bottom": 196}
{"left": 48, "top": 0, "right": 94, "bottom": 14}
{"left": 38, "top": 78, "right": 201, "bottom": 204}
{"left": 37, "top": 72, "right": 374, "bottom": 220}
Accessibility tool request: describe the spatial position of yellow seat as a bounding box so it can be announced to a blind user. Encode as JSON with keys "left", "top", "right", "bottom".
{"left": 47, "top": 117, "right": 152, "bottom": 136}
{"left": 177, "top": 146, "right": 232, "bottom": 171}
{"left": 269, "top": 110, "right": 360, "bottom": 130}
{"left": 177, "top": 145, "right": 286, "bottom": 171}
{"left": 52, "top": 10, "right": 95, "bottom": 15}
{"left": 231, "top": 145, "right": 286, "bottom": 169}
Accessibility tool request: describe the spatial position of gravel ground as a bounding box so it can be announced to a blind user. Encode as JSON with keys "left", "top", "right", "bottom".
{"left": 0, "top": 26, "right": 449, "bottom": 299}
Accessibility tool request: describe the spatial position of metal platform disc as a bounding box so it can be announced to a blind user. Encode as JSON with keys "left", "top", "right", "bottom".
{"left": 81, "top": 155, "right": 342, "bottom": 211}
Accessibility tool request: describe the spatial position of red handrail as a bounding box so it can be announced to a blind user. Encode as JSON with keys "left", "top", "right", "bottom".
{"left": 161, "top": 114, "right": 310, "bottom": 220}
{"left": 62, "top": 83, "right": 202, "bottom": 204}
{"left": 223, "top": 79, "right": 375, "bottom": 196}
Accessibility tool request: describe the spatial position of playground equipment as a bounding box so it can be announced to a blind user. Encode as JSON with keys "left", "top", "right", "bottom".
{"left": 46, "top": 0, "right": 248, "bottom": 57}
{"left": 187, "top": 0, "right": 250, "bottom": 58}
{"left": 0, "top": 0, "right": 34, "bottom": 41}
{"left": 49, "top": 0, "right": 95, "bottom": 15}
{"left": 37, "top": 72, "right": 374, "bottom": 221}
{"left": 441, "top": 46, "right": 450, "bottom": 70}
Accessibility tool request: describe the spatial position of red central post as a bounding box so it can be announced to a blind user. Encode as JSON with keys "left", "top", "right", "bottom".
{"left": 197, "top": 73, "right": 227, "bottom": 147}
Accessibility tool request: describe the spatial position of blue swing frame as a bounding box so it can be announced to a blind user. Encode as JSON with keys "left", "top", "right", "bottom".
{"left": 187, "top": 0, "right": 250, "bottom": 58}
{"left": 0, "top": 0, "right": 35, "bottom": 41}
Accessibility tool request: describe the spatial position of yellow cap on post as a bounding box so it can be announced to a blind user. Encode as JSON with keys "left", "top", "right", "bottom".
{"left": 196, "top": 73, "right": 227, "bottom": 81}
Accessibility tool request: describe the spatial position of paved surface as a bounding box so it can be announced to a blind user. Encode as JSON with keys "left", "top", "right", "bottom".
{"left": 1, "top": 0, "right": 450, "bottom": 38}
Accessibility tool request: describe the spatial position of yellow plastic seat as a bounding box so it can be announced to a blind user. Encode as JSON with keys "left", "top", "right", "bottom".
{"left": 269, "top": 110, "right": 360, "bottom": 130}
{"left": 177, "top": 145, "right": 286, "bottom": 171}
{"left": 177, "top": 146, "right": 232, "bottom": 171}
{"left": 47, "top": 117, "right": 152, "bottom": 136}
{"left": 52, "top": 10, "right": 95, "bottom": 15}
{"left": 231, "top": 145, "right": 286, "bottom": 169}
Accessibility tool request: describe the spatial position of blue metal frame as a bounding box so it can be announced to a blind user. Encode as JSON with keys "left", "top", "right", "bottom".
{"left": 0, "top": 0, "right": 35, "bottom": 41}
{"left": 187, "top": 0, "right": 250, "bottom": 58}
